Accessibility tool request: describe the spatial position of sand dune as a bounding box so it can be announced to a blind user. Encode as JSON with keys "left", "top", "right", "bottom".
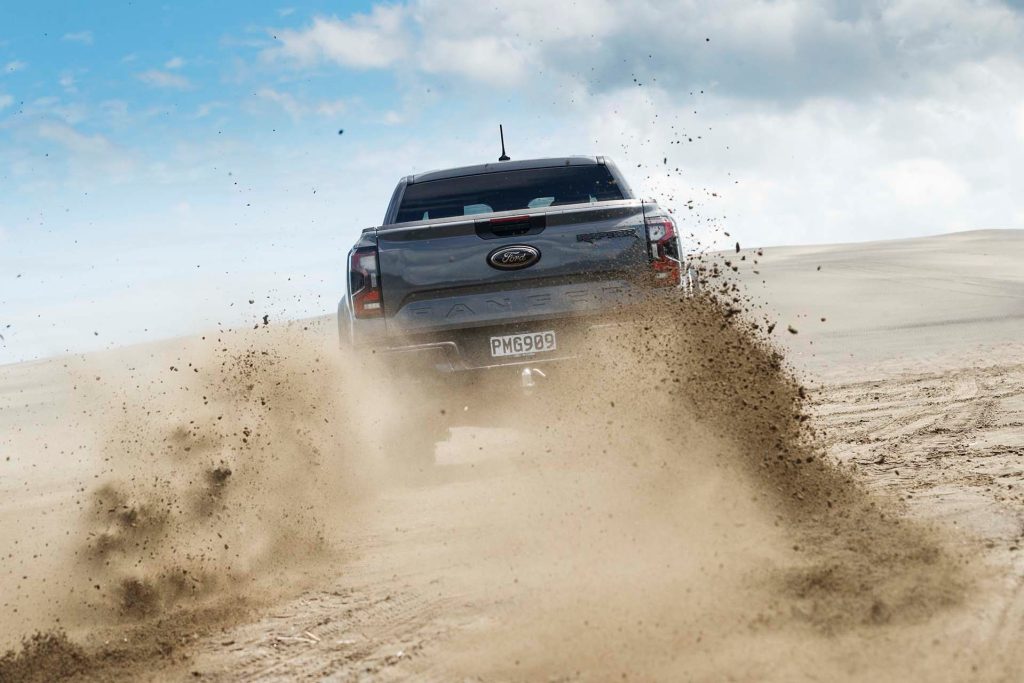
{"left": 738, "top": 228, "right": 1024, "bottom": 376}
{"left": 1, "top": 229, "right": 1023, "bottom": 682}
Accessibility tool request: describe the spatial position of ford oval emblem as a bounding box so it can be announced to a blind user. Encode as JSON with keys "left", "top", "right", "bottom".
{"left": 487, "top": 244, "right": 541, "bottom": 270}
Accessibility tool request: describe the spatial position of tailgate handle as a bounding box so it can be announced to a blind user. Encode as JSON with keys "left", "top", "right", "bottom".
{"left": 475, "top": 214, "right": 546, "bottom": 240}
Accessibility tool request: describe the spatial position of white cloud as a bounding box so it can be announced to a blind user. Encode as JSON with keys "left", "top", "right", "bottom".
{"left": 879, "top": 159, "right": 970, "bottom": 207}
{"left": 314, "top": 99, "right": 347, "bottom": 117}
{"left": 59, "top": 73, "right": 77, "bottom": 93}
{"left": 419, "top": 37, "right": 530, "bottom": 85}
{"left": 0, "top": 93, "right": 12, "bottom": 110}
{"left": 137, "top": 69, "right": 191, "bottom": 89}
{"left": 164, "top": 56, "right": 184, "bottom": 69}
{"left": 411, "top": 0, "right": 618, "bottom": 46}
{"left": 264, "top": 1, "right": 624, "bottom": 84}
{"left": 256, "top": 88, "right": 304, "bottom": 117}
{"left": 17, "top": 95, "right": 88, "bottom": 125}
{"left": 192, "top": 101, "right": 223, "bottom": 119}
{"left": 3, "top": 60, "right": 26, "bottom": 74}
{"left": 37, "top": 122, "right": 116, "bottom": 155}
{"left": 563, "top": 62, "right": 1024, "bottom": 245}
{"left": 256, "top": 87, "right": 347, "bottom": 118}
{"left": 35, "top": 122, "right": 135, "bottom": 178}
{"left": 267, "top": 6, "right": 408, "bottom": 68}
{"left": 62, "top": 30, "right": 94, "bottom": 45}
{"left": 264, "top": 0, "right": 1024, "bottom": 100}
{"left": 100, "top": 99, "right": 130, "bottom": 120}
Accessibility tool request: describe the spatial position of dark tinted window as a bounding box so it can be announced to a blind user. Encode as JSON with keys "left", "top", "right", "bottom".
{"left": 394, "top": 165, "right": 625, "bottom": 224}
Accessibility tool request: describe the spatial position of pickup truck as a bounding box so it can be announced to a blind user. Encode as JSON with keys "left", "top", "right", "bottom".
{"left": 338, "top": 155, "right": 693, "bottom": 462}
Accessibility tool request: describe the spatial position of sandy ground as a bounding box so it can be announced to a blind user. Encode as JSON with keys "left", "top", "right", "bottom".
{"left": 1, "top": 228, "right": 1023, "bottom": 681}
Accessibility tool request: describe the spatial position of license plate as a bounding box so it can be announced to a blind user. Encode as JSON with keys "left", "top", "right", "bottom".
{"left": 489, "top": 330, "right": 557, "bottom": 358}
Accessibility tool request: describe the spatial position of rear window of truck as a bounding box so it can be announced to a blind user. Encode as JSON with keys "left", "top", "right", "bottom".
{"left": 394, "top": 165, "right": 625, "bottom": 224}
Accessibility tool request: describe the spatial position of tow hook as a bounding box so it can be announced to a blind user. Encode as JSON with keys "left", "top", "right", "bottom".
{"left": 520, "top": 367, "right": 547, "bottom": 394}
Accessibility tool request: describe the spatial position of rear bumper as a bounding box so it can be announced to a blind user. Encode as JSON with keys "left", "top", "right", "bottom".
{"left": 367, "top": 317, "right": 642, "bottom": 377}
{"left": 379, "top": 339, "right": 578, "bottom": 374}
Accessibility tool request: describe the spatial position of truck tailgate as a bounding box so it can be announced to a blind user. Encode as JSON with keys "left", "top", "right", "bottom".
{"left": 376, "top": 201, "right": 648, "bottom": 336}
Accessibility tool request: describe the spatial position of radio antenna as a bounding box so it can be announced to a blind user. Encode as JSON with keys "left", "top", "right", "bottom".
{"left": 498, "top": 124, "right": 510, "bottom": 162}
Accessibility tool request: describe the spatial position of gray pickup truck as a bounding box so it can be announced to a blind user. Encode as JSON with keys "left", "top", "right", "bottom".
{"left": 339, "top": 155, "right": 692, "bottom": 460}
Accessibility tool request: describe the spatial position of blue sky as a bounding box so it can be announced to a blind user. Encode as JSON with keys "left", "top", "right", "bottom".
{"left": 2, "top": 1, "right": 1024, "bottom": 363}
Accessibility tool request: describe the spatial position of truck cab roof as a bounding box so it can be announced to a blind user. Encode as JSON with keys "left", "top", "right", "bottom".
{"left": 407, "top": 156, "right": 606, "bottom": 185}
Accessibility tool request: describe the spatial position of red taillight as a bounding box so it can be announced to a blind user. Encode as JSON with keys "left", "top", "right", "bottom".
{"left": 349, "top": 246, "right": 383, "bottom": 318}
{"left": 645, "top": 214, "right": 681, "bottom": 286}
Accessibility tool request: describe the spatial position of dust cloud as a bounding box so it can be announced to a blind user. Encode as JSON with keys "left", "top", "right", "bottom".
{"left": 1, "top": 324, "right": 386, "bottom": 679}
{"left": 407, "top": 294, "right": 967, "bottom": 679}
{"left": 1, "top": 284, "right": 971, "bottom": 680}
{"left": 74, "top": 326, "right": 386, "bottom": 612}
